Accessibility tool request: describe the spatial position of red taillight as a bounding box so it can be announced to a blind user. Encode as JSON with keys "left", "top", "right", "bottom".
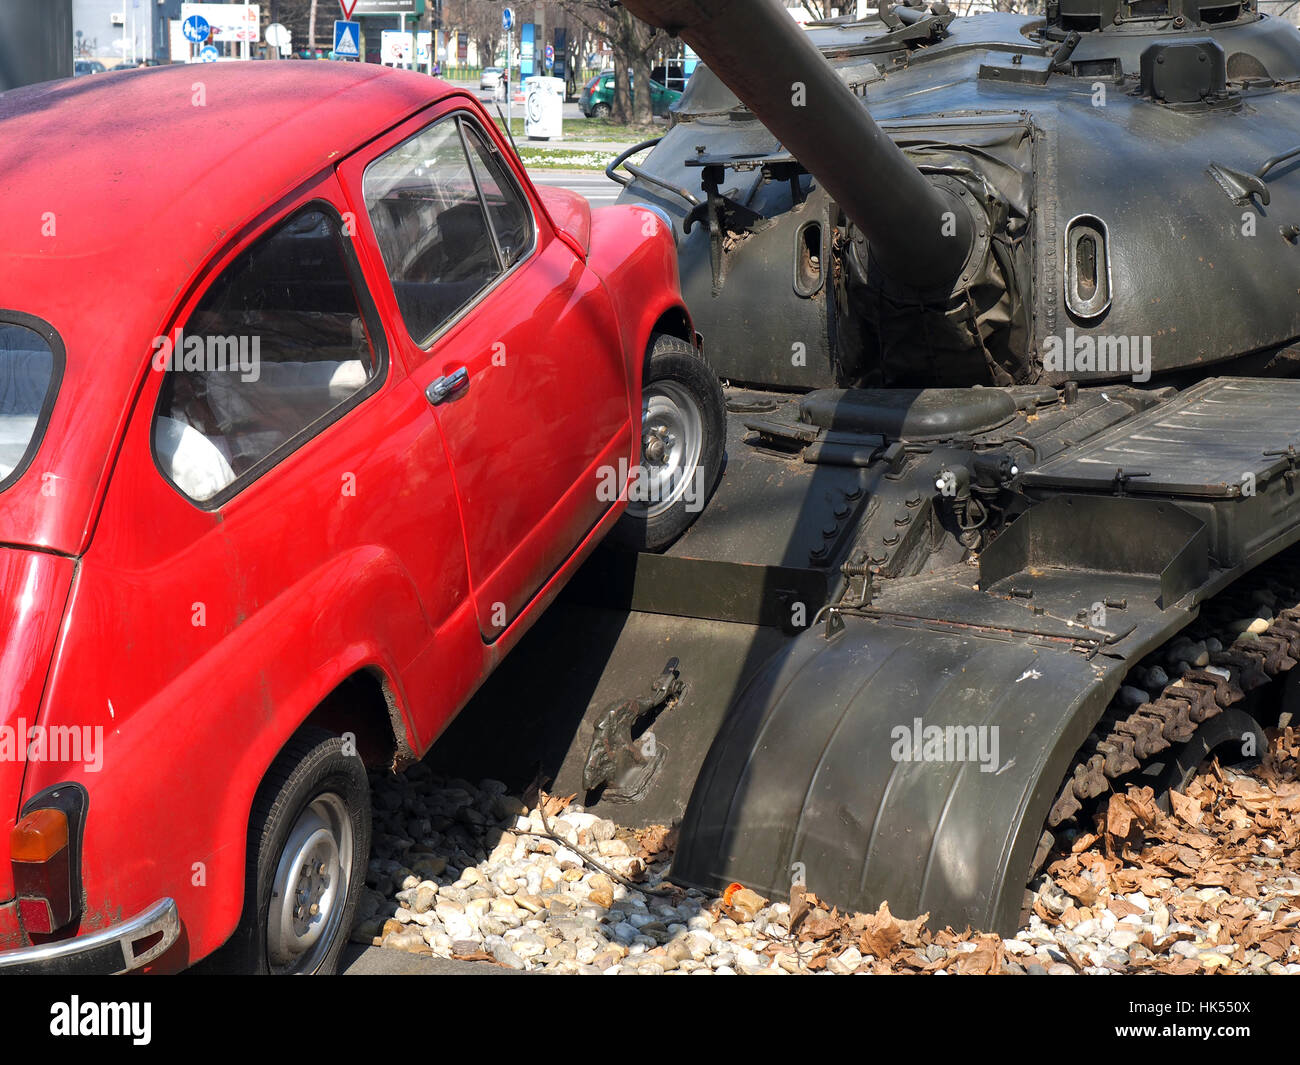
{"left": 11, "top": 803, "right": 79, "bottom": 934}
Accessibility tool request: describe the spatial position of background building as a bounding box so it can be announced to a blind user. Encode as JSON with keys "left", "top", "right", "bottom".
{"left": 74, "top": 0, "right": 183, "bottom": 66}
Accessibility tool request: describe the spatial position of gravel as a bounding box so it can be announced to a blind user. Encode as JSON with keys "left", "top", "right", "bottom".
{"left": 354, "top": 729, "right": 1300, "bottom": 974}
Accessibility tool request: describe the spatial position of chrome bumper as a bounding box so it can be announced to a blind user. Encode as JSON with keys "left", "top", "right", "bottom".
{"left": 0, "top": 898, "right": 179, "bottom": 975}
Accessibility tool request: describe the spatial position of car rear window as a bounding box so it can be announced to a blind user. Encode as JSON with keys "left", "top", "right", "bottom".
{"left": 0, "top": 318, "right": 61, "bottom": 491}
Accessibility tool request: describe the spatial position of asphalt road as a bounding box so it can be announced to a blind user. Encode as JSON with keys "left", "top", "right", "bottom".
{"left": 342, "top": 944, "right": 527, "bottom": 975}
{"left": 527, "top": 169, "right": 625, "bottom": 208}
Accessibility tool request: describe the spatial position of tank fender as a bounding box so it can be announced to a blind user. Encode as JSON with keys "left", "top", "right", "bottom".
{"left": 672, "top": 614, "right": 1144, "bottom": 934}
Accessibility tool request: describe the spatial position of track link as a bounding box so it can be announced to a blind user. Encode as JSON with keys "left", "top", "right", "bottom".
{"left": 1046, "top": 555, "right": 1300, "bottom": 829}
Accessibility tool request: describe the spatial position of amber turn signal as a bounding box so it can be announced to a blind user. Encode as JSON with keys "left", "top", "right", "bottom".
{"left": 10, "top": 807, "right": 69, "bottom": 863}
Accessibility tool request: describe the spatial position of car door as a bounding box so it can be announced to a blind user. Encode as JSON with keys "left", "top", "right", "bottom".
{"left": 339, "top": 105, "right": 632, "bottom": 641}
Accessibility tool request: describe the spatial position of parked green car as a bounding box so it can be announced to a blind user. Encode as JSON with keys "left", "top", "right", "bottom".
{"left": 579, "top": 71, "right": 681, "bottom": 119}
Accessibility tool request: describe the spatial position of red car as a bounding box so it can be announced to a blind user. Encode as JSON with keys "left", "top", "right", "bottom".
{"left": 0, "top": 63, "right": 723, "bottom": 973}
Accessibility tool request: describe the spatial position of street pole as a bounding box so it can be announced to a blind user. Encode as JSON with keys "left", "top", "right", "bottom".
{"left": 506, "top": 27, "right": 512, "bottom": 136}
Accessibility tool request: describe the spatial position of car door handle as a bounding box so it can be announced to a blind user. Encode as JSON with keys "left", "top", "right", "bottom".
{"left": 426, "top": 368, "right": 470, "bottom": 406}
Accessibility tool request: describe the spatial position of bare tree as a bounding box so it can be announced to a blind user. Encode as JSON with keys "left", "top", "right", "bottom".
{"left": 559, "top": 0, "right": 663, "bottom": 126}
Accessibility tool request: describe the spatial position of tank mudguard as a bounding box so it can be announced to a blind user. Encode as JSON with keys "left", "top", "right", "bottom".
{"left": 671, "top": 614, "right": 1130, "bottom": 935}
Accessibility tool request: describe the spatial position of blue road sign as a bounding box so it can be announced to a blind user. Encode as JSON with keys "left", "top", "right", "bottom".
{"left": 502, "top": 7, "right": 515, "bottom": 31}
{"left": 200, "top": 45, "right": 219, "bottom": 63}
{"left": 545, "top": 44, "right": 555, "bottom": 64}
{"left": 334, "top": 20, "right": 361, "bottom": 59}
{"left": 182, "top": 15, "right": 210, "bottom": 44}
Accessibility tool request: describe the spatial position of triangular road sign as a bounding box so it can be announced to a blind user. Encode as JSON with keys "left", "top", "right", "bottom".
{"left": 334, "top": 21, "right": 360, "bottom": 58}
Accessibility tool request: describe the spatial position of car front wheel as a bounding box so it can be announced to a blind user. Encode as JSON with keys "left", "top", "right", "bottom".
{"left": 218, "top": 727, "right": 371, "bottom": 974}
{"left": 610, "top": 333, "right": 725, "bottom": 553}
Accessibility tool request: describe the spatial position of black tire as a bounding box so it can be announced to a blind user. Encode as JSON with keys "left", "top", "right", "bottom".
{"left": 592, "top": 102, "right": 612, "bottom": 119}
{"left": 213, "top": 727, "right": 371, "bottom": 974}
{"left": 1142, "top": 708, "right": 1266, "bottom": 812}
{"left": 610, "top": 333, "right": 725, "bottom": 553}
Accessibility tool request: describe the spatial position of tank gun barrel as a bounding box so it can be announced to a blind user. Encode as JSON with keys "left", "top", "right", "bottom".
{"left": 620, "top": 0, "right": 978, "bottom": 291}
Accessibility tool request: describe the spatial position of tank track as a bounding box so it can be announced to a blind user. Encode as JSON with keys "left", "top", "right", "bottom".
{"left": 1045, "top": 550, "right": 1300, "bottom": 831}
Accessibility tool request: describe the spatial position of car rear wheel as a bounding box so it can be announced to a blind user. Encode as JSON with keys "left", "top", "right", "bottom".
{"left": 610, "top": 333, "right": 725, "bottom": 552}
{"left": 592, "top": 102, "right": 611, "bottom": 119}
{"left": 217, "top": 728, "right": 371, "bottom": 974}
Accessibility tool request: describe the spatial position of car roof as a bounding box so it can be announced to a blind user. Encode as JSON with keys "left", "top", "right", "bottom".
{"left": 0, "top": 62, "right": 457, "bottom": 554}
{"left": 1, "top": 62, "right": 444, "bottom": 316}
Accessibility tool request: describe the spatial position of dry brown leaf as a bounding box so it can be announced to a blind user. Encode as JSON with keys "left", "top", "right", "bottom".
{"left": 1169, "top": 788, "right": 1203, "bottom": 827}
{"left": 1108, "top": 897, "right": 1143, "bottom": 919}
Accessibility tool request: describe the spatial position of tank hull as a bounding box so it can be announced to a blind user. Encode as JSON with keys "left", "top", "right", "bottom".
{"left": 434, "top": 375, "right": 1300, "bottom": 932}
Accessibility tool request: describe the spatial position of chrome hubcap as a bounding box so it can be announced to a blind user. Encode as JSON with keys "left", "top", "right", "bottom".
{"left": 268, "top": 793, "right": 352, "bottom": 973}
{"left": 632, "top": 380, "right": 703, "bottom": 521}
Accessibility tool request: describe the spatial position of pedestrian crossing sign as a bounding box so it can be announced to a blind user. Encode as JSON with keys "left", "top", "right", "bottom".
{"left": 334, "top": 20, "right": 361, "bottom": 59}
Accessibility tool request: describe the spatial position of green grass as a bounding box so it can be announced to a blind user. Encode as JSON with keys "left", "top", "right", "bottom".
{"left": 516, "top": 145, "right": 655, "bottom": 172}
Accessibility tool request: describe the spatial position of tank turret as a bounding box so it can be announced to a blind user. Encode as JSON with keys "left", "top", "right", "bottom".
{"left": 622, "top": 0, "right": 984, "bottom": 293}
{"left": 616, "top": 0, "right": 1300, "bottom": 390}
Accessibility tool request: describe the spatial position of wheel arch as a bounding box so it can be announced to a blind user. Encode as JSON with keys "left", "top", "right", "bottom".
{"left": 650, "top": 305, "right": 699, "bottom": 352}
{"left": 198, "top": 659, "right": 412, "bottom": 967}
{"left": 297, "top": 667, "right": 412, "bottom": 772}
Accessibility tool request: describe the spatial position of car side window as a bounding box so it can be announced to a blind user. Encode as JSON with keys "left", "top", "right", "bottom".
{"left": 0, "top": 320, "right": 60, "bottom": 491}
{"left": 363, "top": 114, "right": 535, "bottom": 344}
{"left": 152, "top": 206, "right": 381, "bottom": 504}
{"left": 463, "top": 125, "right": 533, "bottom": 269}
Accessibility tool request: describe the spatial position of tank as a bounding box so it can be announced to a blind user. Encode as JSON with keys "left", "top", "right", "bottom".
{"left": 435, "top": 0, "right": 1300, "bottom": 936}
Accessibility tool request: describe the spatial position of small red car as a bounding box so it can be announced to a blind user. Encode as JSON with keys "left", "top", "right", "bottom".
{"left": 0, "top": 63, "right": 722, "bottom": 973}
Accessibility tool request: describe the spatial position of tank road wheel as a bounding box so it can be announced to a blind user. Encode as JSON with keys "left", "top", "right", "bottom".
{"left": 612, "top": 333, "right": 725, "bottom": 552}
{"left": 1143, "top": 708, "right": 1267, "bottom": 812}
{"left": 220, "top": 728, "right": 371, "bottom": 974}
